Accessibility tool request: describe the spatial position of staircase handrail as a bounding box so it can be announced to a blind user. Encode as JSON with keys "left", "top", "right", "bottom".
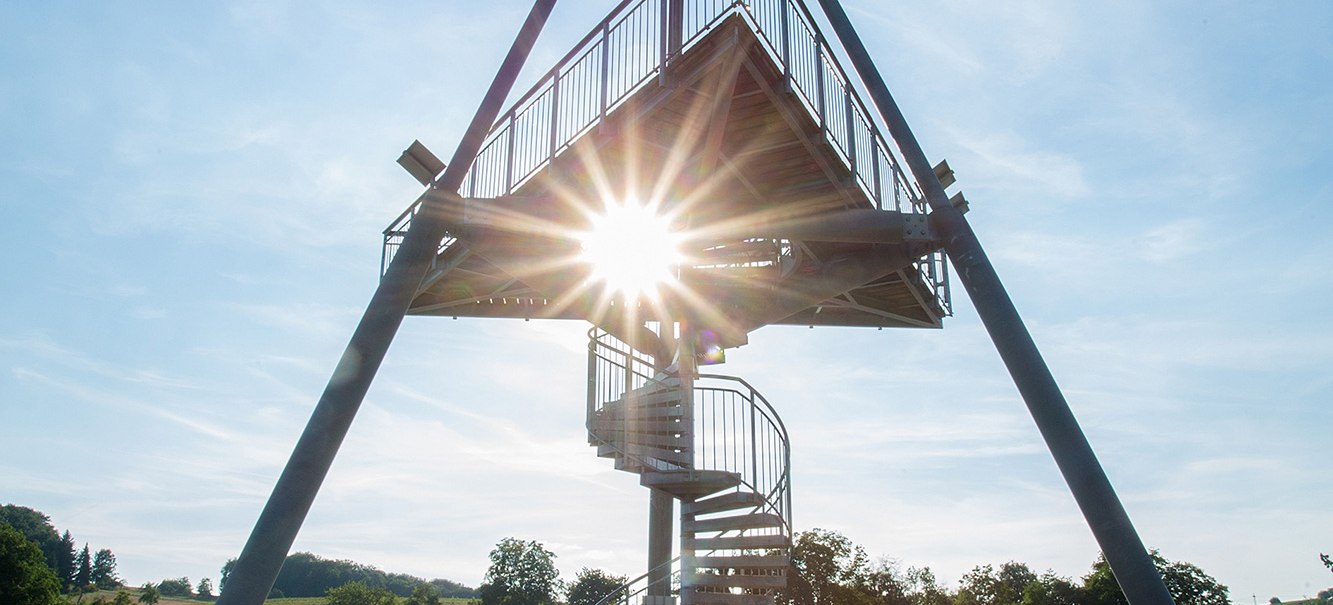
{"left": 591, "top": 556, "right": 681, "bottom": 605}
{"left": 587, "top": 327, "right": 684, "bottom": 473}
{"left": 698, "top": 373, "right": 789, "bottom": 538}
{"left": 587, "top": 329, "right": 793, "bottom": 538}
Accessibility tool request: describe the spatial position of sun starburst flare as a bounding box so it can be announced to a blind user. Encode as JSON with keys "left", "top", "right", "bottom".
{"left": 579, "top": 199, "right": 684, "bottom": 301}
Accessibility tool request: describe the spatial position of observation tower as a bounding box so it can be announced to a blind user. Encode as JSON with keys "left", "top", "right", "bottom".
{"left": 217, "top": 2, "right": 1176, "bottom": 605}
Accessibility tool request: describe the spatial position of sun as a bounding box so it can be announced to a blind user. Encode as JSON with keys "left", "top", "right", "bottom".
{"left": 579, "top": 199, "right": 683, "bottom": 300}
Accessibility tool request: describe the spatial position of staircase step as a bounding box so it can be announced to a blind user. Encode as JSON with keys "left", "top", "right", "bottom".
{"left": 641, "top": 470, "right": 740, "bottom": 499}
{"left": 682, "top": 491, "right": 764, "bottom": 516}
{"left": 599, "top": 401, "right": 686, "bottom": 419}
{"left": 683, "top": 594, "right": 773, "bottom": 605}
{"left": 605, "top": 387, "right": 683, "bottom": 409}
{"left": 694, "top": 555, "right": 789, "bottom": 569}
{"left": 589, "top": 418, "right": 687, "bottom": 432}
{"left": 684, "top": 513, "right": 783, "bottom": 534}
{"left": 685, "top": 534, "right": 788, "bottom": 551}
{"left": 600, "top": 443, "right": 692, "bottom": 466}
{"left": 690, "top": 574, "right": 786, "bottom": 589}
{"left": 591, "top": 429, "right": 690, "bottom": 449}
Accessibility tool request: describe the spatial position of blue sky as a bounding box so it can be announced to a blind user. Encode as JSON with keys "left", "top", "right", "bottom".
{"left": 2, "top": 0, "right": 1331, "bottom": 601}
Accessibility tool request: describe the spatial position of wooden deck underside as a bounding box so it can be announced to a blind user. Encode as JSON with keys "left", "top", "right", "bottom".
{"left": 407, "top": 16, "right": 946, "bottom": 334}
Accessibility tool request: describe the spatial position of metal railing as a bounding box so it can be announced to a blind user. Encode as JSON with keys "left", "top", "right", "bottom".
{"left": 586, "top": 328, "right": 792, "bottom": 533}
{"left": 591, "top": 558, "right": 682, "bottom": 605}
{"left": 384, "top": 0, "right": 950, "bottom": 315}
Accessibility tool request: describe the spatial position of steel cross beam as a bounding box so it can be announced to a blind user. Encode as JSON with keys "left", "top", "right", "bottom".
{"left": 216, "top": 2, "right": 559, "bottom": 603}
{"left": 812, "top": 1, "right": 1176, "bottom": 604}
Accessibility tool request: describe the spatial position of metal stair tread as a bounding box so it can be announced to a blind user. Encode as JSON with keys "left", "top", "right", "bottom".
{"left": 641, "top": 469, "right": 742, "bottom": 499}
{"left": 591, "top": 429, "right": 690, "bottom": 447}
{"left": 598, "top": 443, "right": 692, "bottom": 466}
{"left": 682, "top": 491, "right": 765, "bottom": 515}
{"left": 684, "top": 594, "right": 773, "bottom": 605}
{"left": 589, "top": 418, "right": 686, "bottom": 432}
{"left": 684, "top": 512, "right": 784, "bottom": 533}
{"left": 690, "top": 574, "right": 786, "bottom": 589}
{"left": 694, "top": 555, "right": 789, "bottom": 569}
{"left": 598, "top": 401, "right": 686, "bottom": 418}
{"left": 684, "top": 534, "right": 789, "bottom": 550}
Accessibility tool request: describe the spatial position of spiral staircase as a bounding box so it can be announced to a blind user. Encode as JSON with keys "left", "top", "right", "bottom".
{"left": 587, "top": 328, "right": 792, "bottom": 605}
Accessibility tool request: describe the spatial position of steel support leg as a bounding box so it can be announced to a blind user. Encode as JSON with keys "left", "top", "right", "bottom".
{"left": 217, "top": 2, "right": 559, "bottom": 603}
{"left": 812, "top": 2, "right": 1174, "bottom": 604}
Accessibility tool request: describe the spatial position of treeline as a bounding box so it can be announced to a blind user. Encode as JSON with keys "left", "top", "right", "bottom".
{"left": 1, "top": 504, "right": 120, "bottom": 594}
{"left": 469, "top": 531, "right": 1237, "bottom": 605}
{"left": 220, "top": 552, "right": 478, "bottom": 599}
{"left": 783, "top": 528, "right": 1230, "bottom": 605}
{"left": 470, "top": 533, "right": 1235, "bottom": 605}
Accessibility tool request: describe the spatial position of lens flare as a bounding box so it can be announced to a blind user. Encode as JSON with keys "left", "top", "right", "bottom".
{"left": 580, "top": 199, "right": 683, "bottom": 300}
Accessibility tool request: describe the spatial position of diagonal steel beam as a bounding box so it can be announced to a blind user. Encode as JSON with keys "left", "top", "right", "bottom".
{"left": 812, "top": 1, "right": 1175, "bottom": 604}
{"left": 217, "top": 2, "right": 559, "bottom": 603}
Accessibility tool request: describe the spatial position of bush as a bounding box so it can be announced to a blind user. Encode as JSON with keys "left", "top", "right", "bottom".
{"left": 157, "top": 576, "right": 192, "bottom": 597}
{"left": 327, "top": 581, "right": 397, "bottom": 605}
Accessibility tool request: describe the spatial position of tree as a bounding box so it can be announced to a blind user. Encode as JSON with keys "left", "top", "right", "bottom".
{"left": 197, "top": 577, "right": 215, "bottom": 598}
{"left": 956, "top": 562, "right": 1040, "bottom": 605}
{"left": 57, "top": 531, "right": 76, "bottom": 592}
{"left": 1019, "top": 572, "right": 1082, "bottom": 605}
{"left": 0, "top": 505, "right": 63, "bottom": 574}
{"left": 219, "top": 558, "right": 236, "bottom": 594}
{"left": 75, "top": 545, "right": 92, "bottom": 589}
{"left": 138, "top": 582, "right": 161, "bottom": 605}
{"left": 567, "top": 568, "right": 626, "bottom": 605}
{"left": 326, "top": 580, "right": 397, "bottom": 605}
{"left": 1323, "top": 554, "right": 1332, "bottom": 573}
{"left": 856, "top": 559, "right": 911, "bottom": 605}
{"left": 1082, "top": 552, "right": 1228, "bottom": 605}
{"left": 405, "top": 582, "right": 442, "bottom": 605}
{"left": 113, "top": 590, "right": 135, "bottom": 605}
{"left": 0, "top": 523, "right": 61, "bottom": 605}
{"left": 157, "top": 576, "right": 193, "bottom": 597}
{"left": 478, "top": 538, "right": 562, "bottom": 605}
{"left": 787, "top": 529, "right": 868, "bottom": 605}
{"left": 1268, "top": 598, "right": 1280, "bottom": 605}
{"left": 902, "top": 567, "right": 952, "bottom": 605}
{"left": 92, "top": 549, "right": 119, "bottom": 589}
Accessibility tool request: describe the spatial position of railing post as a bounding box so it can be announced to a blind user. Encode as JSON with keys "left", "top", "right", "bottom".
{"left": 474, "top": 159, "right": 485, "bottom": 199}
{"left": 871, "top": 136, "right": 882, "bottom": 209}
{"left": 892, "top": 165, "right": 901, "bottom": 212}
{"left": 667, "top": 0, "right": 684, "bottom": 56}
{"left": 815, "top": 33, "right": 826, "bottom": 135}
{"left": 659, "top": 0, "right": 669, "bottom": 86}
{"left": 504, "top": 113, "right": 517, "bottom": 194}
{"left": 587, "top": 333, "right": 598, "bottom": 443}
{"left": 749, "top": 392, "right": 758, "bottom": 491}
{"left": 599, "top": 21, "right": 611, "bottom": 127}
{"left": 844, "top": 89, "right": 856, "bottom": 172}
{"left": 780, "top": 0, "right": 792, "bottom": 91}
{"left": 550, "top": 70, "right": 561, "bottom": 161}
